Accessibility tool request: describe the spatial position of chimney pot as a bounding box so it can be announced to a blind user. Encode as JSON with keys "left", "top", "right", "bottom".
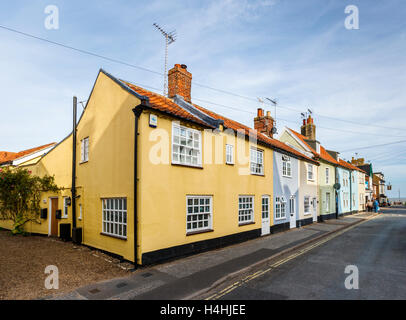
{"left": 257, "top": 108, "right": 264, "bottom": 117}
{"left": 266, "top": 111, "right": 271, "bottom": 117}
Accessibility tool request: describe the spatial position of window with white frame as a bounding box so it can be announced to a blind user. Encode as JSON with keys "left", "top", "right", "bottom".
{"left": 172, "top": 123, "right": 202, "bottom": 167}
{"left": 226, "top": 144, "right": 234, "bottom": 165}
{"left": 326, "top": 192, "right": 331, "bottom": 212}
{"left": 307, "top": 164, "right": 314, "bottom": 181}
{"left": 282, "top": 156, "right": 292, "bottom": 177}
{"left": 102, "top": 198, "right": 127, "bottom": 238}
{"left": 304, "top": 196, "right": 311, "bottom": 214}
{"left": 289, "top": 196, "right": 295, "bottom": 215}
{"left": 250, "top": 148, "right": 264, "bottom": 175}
{"left": 63, "top": 197, "right": 69, "bottom": 218}
{"left": 81, "top": 137, "right": 89, "bottom": 163}
{"left": 261, "top": 196, "right": 269, "bottom": 220}
{"left": 275, "top": 196, "right": 286, "bottom": 219}
{"left": 326, "top": 167, "right": 330, "bottom": 184}
{"left": 239, "top": 196, "right": 254, "bottom": 224}
{"left": 186, "top": 196, "right": 212, "bottom": 233}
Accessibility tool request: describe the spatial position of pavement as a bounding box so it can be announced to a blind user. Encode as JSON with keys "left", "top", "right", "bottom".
{"left": 200, "top": 206, "right": 406, "bottom": 300}
{"left": 52, "top": 210, "right": 380, "bottom": 300}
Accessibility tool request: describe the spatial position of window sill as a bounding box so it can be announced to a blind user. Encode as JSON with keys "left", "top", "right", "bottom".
{"left": 275, "top": 216, "right": 287, "bottom": 221}
{"left": 238, "top": 221, "right": 255, "bottom": 227}
{"left": 100, "top": 232, "right": 127, "bottom": 241}
{"left": 186, "top": 229, "right": 214, "bottom": 236}
{"left": 171, "top": 162, "right": 203, "bottom": 169}
{"left": 250, "top": 173, "right": 265, "bottom": 177}
{"left": 282, "top": 175, "right": 292, "bottom": 178}
{"left": 79, "top": 160, "right": 88, "bottom": 165}
{"left": 226, "top": 162, "right": 234, "bottom": 166}
{"left": 304, "top": 212, "right": 312, "bottom": 216}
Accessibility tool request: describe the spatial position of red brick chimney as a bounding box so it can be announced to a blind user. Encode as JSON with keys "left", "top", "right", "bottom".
{"left": 168, "top": 64, "right": 192, "bottom": 103}
{"left": 254, "top": 108, "right": 275, "bottom": 138}
{"left": 301, "top": 115, "right": 316, "bottom": 141}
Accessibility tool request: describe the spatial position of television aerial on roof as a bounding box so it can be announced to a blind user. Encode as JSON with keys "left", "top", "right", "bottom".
{"left": 153, "top": 23, "right": 177, "bottom": 96}
{"left": 265, "top": 97, "right": 278, "bottom": 136}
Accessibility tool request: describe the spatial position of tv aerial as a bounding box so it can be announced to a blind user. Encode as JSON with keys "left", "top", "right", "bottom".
{"left": 153, "top": 23, "right": 177, "bottom": 96}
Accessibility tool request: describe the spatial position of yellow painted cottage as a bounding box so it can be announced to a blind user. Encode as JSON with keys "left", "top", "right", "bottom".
{"left": 0, "top": 65, "right": 317, "bottom": 266}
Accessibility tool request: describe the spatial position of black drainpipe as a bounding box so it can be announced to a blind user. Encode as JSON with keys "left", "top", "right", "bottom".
{"left": 72, "top": 97, "right": 77, "bottom": 231}
{"left": 132, "top": 101, "right": 147, "bottom": 268}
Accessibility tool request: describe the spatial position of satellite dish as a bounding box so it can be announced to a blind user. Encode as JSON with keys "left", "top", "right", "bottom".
{"left": 333, "top": 183, "right": 341, "bottom": 190}
{"left": 271, "top": 127, "right": 278, "bottom": 134}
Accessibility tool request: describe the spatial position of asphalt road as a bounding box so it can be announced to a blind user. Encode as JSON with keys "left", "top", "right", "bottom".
{"left": 217, "top": 207, "right": 406, "bottom": 300}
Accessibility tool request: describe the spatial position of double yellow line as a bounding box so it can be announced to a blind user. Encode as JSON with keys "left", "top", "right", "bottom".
{"left": 206, "top": 215, "right": 378, "bottom": 300}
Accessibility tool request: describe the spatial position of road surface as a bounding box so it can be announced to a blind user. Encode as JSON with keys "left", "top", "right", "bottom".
{"left": 212, "top": 207, "right": 406, "bottom": 300}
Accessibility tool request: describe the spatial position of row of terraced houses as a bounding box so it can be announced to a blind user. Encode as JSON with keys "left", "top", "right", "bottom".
{"left": 0, "top": 64, "right": 386, "bottom": 266}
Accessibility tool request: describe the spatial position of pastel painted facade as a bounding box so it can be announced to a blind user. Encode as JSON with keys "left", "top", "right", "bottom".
{"left": 272, "top": 151, "right": 300, "bottom": 231}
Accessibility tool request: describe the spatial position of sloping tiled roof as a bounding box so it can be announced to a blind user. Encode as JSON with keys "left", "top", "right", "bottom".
{"left": 121, "top": 81, "right": 213, "bottom": 128}
{"left": 0, "top": 151, "right": 17, "bottom": 163}
{"left": 339, "top": 159, "right": 366, "bottom": 174}
{"left": 287, "top": 128, "right": 365, "bottom": 173}
{"left": 288, "top": 128, "right": 340, "bottom": 165}
{"left": 193, "top": 105, "right": 319, "bottom": 165}
{"left": 0, "top": 143, "right": 56, "bottom": 165}
{"left": 120, "top": 79, "right": 318, "bottom": 165}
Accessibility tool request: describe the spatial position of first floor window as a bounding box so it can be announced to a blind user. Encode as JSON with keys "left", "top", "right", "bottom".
{"left": 81, "top": 137, "right": 89, "bottom": 163}
{"left": 304, "top": 196, "right": 311, "bottom": 214}
{"left": 239, "top": 196, "right": 254, "bottom": 223}
{"left": 250, "top": 148, "right": 264, "bottom": 175}
{"left": 186, "top": 196, "right": 212, "bottom": 233}
{"left": 226, "top": 144, "right": 234, "bottom": 164}
{"left": 326, "top": 168, "right": 330, "bottom": 184}
{"left": 275, "top": 196, "right": 286, "bottom": 219}
{"left": 102, "top": 198, "right": 127, "bottom": 238}
{"left": 307, "top": 164, "right": 314, "bottom": 181}
{"left": 282, "top": 159, "right": 292, "bottom": 177}
{"left": 172, "top": 122, "right": 202, "bottom": 167}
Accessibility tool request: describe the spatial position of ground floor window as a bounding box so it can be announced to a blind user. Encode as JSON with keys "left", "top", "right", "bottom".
{"left": 326, "top": 192, "right": 331, "bottom": 212}
{"left": 239, "top": 196, "right": 254, "bottom": 224}
{"left": 275, "top": 196, "right": 286, "bottom": 219}
{"left": 102, "top": 198, "right": 127, "bottom": 238}
{"left": 187, "top": 196, "right": 212, "bottom": 233}
{"left": 304, "top": 196, "right": 311, "bottom": 215}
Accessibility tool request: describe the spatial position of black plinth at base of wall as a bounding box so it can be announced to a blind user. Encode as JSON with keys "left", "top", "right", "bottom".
{"left": 142, "top": 228, "right": 262, "bottom": 266}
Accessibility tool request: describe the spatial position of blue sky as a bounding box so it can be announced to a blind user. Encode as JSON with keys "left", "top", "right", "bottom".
{"left": 0, "top": 0, "right": 405, "bottom": 197}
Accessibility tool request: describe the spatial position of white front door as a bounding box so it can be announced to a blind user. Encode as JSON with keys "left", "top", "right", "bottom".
{"left": 289, "top": 196, "right": 296, "bottom": 229}
{"left": 312, "top": 197, "right": 317, "bottom": 222}
{"left": 261, "top": 195, "right": 270, "bottom": 236}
